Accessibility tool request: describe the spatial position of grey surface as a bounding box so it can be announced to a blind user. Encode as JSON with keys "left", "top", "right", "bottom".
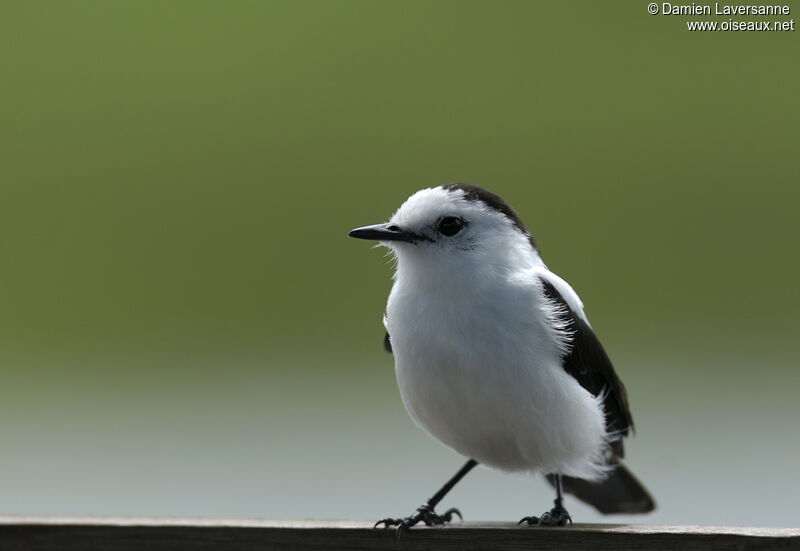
{"left": 1, "top": 517, "right": 799, "bottom": 551}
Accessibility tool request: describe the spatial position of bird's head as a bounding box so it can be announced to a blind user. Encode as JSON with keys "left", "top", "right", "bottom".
{"left": 349, "top": 184, "right": 543, "bottom": 277}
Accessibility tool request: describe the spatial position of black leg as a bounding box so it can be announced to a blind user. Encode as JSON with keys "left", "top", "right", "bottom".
{"left": 375, "top": 459, "right": 478, "bottom": 536}
{"left": 554, "top": 472, "right": 565, "bottom": 508}
{"left": 518, "top": 473, "right": 573, "bottom": 527}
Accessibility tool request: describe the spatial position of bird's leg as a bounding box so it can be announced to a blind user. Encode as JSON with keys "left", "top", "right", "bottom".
{"left": 518, "top": 473, "right": 573, "bottom": 527}
{"left": 374, "top": 459, "right": 477, "bottom": 536}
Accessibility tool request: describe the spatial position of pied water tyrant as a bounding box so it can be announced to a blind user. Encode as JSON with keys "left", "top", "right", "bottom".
{"left": 349, "top": 184, "right": 655, "bottom": 533}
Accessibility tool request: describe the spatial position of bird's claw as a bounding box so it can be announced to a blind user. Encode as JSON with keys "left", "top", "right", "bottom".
{"left": 374, "top": 504, "right": 463, "bottom": 537}
{"left": 517, "top": 515, "right": 540, "bottom": 526}
{"left": 518, "top": 504, "right": 572, "bottom": 527}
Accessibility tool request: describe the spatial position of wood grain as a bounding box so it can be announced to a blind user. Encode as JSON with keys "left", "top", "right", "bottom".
{"left": 0, "top": 517, "right": 798, "bottom": 551}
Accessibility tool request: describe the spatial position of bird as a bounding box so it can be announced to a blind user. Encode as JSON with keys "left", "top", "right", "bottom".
{"left": 348, "top": 183, "right": 654, "bottom": 533}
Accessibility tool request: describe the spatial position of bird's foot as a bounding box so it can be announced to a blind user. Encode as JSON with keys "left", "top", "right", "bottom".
{"left": 518, "top": 504, "right": 572, "bottom": 527}
{"left": 374, "top": 503, "right": 462, "bottom": 536}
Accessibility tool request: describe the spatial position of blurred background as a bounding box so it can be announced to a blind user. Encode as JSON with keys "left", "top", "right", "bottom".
{"left": 1, "top": 1, "right": 798, "bottom": 527}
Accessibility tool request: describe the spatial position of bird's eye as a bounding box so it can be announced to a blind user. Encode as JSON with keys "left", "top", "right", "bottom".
{"left": 436, "top": 216, "right": 466, "bottom": 237}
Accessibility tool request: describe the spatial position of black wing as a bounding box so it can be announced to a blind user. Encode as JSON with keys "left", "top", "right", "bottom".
{"left": 542, "top": 279, "right": 655, "bottom": 514}
{"left": 383, "top": 331, "right": 392, "bottom": 353}
{"left": 540, "top": 278, "right": 633, "bottom": 456}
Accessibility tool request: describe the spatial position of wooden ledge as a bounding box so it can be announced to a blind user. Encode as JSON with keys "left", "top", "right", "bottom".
{"left": 1, "top": 516, "right": 798, "bottom": 550}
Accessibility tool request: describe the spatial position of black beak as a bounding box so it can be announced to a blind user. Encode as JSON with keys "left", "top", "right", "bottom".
{"left": 348, "top": 223, "right": 421, "bottom": 243}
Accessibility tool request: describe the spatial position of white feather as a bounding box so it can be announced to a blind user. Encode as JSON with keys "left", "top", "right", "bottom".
{"left": 381, "top": 187, "right": 611, "bottom": 481}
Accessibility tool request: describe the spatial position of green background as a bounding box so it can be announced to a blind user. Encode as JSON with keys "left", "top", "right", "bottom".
{"left": 1, "top": 1, "right": 798, "bottom": 525}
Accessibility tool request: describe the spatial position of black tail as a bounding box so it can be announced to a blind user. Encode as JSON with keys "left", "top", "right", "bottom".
{"left": 546, "top": 465, "right": 655, "bottom": 514}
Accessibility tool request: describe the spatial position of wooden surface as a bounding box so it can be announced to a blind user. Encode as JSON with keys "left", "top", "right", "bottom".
{"left": 0, "top": 517, "right": 798, "bottom": 551}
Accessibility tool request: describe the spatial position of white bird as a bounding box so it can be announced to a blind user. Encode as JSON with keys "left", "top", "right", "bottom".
{"left": 349, "top": 183, "right": 654, "bottom": 531}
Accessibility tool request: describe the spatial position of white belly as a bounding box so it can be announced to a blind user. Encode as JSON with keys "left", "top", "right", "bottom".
{"left": 386, "top": 283, "right": 610, "bottom": 481}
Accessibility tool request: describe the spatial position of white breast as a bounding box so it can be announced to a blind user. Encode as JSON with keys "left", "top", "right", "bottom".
{"left": 385, "top": 268, "right": 611, "bottom": 481}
